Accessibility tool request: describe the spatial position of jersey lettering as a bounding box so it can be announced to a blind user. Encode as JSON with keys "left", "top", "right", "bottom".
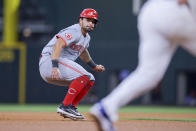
{"left": 70, "top": 43, "right": 85, "bottom": 52}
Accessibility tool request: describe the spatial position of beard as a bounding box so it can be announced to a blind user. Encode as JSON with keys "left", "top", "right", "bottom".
{"left": 81, "top": 21, "right": 94, "bottom": 32}
{"left": 83, "top": 26, "right": 94, "bottom": 33}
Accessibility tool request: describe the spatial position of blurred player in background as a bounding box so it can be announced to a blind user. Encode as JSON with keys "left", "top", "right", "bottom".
{"left": 39, "top": 8, "right": 105, "bottom": 120}
{"left": 90, "top": 0, "right": 196, "bottom": 130}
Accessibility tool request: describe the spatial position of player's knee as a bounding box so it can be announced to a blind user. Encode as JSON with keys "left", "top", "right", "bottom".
{"left": 81, "top": 75, "right": 95, "bottom": 89}
{"left": 85, "top": 73, "right": 95, "bottom": 81}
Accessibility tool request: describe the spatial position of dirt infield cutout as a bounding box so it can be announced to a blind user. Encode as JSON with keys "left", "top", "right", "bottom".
{"left": 0, "top": 112, "right": 196, "bottom": 131}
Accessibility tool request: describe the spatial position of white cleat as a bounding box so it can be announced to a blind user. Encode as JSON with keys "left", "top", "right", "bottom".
{"left": 90, "top": 102, "right": 116, "bottom": 131}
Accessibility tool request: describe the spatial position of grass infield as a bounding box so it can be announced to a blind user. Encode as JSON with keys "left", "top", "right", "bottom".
{"left": 0, "top": 104, "right": 195, "bottom": 122}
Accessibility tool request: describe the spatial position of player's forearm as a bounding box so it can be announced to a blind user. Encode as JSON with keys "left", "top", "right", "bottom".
{"left": 50, "top": 43, "right": 62, "bottom": 68}
{"left": 80, "top": 49, "right": 97, "bottom": 69}
{"left": 79, "top": 49, "right": 92, "bottom": 63}
{"left": 51, "top": 43, "right": 62, "bottom": 60}
{"left": 51, "top": 38, "right": 65, "bottom": 60}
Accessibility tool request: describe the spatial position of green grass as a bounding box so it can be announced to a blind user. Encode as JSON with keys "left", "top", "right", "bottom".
{"left": 119, "top": 106, "right": 196, "bottom": 113}
{"left": 0, "top": 104, "right": 196, "bottom": 113}
{"left": 122, "top": 118, "right": 196, "bottom": 122}
{"left": 0, "top": 104, "right": 196, "bottom": 122}
{"left": 0, "top": 104, "right": 57, "bottom": 112}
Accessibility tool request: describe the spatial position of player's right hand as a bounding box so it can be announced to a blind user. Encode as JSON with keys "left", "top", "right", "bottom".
{"left": 51, "top": 67, "right": 61, "bottom": 80}
{"left": 93, "top": 64, "right": 105, "bottom": 72}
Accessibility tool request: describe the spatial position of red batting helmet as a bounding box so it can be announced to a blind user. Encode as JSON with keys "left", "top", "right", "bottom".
{"left": 80, "top": 8, "right": 98, "bottom": 21}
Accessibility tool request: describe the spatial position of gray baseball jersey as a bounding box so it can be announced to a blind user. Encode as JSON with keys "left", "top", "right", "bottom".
{"left": 41, "top": 24, "right": 90, "bottom": 61}
{"left": 39, "top": 24, "right": 94, "bottom": 86}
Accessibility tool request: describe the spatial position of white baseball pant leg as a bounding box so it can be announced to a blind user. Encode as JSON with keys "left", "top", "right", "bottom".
{"left": 101, "top": 0, "right": 181, "bottom": 122}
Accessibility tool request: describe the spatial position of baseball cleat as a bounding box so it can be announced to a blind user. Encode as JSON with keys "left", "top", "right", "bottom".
{"left": 57, "top": 104, "right": 84, "bottom": 120}
{"left": 90, "top": 102, "right": 115, "bottom": 131}
{"left": 70, "top": 104, "right": 86, "bottom": 120}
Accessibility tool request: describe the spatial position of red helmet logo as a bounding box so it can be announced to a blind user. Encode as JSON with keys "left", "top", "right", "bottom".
{"left": 80, "top": 8, "right": 98, "bottom": 20}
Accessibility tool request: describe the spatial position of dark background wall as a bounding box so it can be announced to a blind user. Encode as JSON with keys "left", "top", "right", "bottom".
{"left": 0, "top": 0, "right": 196, "bottom": 105}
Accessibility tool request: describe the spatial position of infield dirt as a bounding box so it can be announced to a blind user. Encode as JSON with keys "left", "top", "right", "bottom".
{"left": 0, "top": 112, "right": 196, "bottom": 131}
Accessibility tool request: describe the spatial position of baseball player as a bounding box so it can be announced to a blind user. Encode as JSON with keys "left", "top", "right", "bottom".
{"left": 90, "top": 0, "right": 196, "bottom": 130}
{"left": 39, "top": 8, "right": 105, "bottom": 120}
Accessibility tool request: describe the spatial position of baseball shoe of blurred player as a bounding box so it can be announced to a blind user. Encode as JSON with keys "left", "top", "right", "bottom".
{"left": 90, "top": 101, "right": 116, "bottom": 131}
{"left": 39, "top": 8, "right": 105, "bottom": 121}
{"left": 90, "top": 0, "right": 196, "bottom": 129}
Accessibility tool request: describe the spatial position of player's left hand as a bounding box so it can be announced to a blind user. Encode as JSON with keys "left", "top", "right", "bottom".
{"left": 93, "top": 65, "right": 105, "bottom": 72}
{"left": 51, "top": 67, "right": 61, "bottom": 80}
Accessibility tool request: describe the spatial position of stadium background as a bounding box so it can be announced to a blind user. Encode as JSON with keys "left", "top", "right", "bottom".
{"left": 0, "top": 0, "right": 196, "bottom": 106}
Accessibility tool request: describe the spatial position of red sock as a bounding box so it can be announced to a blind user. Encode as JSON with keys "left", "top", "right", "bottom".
{"left": 63, "top": 76, "right": 89, "bottom": 106}
{"left": 72, "top": 81, "right": 94, "bottom": 107}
